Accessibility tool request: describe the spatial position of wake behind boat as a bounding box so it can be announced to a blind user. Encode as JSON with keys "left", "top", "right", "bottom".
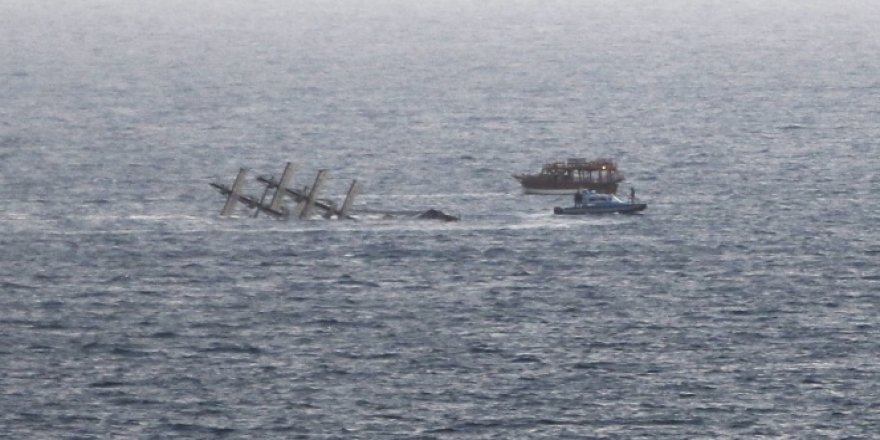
{"left": 553, "top": 189, "right": 646, "bottom": 215}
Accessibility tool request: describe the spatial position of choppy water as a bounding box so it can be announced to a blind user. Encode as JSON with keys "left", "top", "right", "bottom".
{"left": 2, "top": 0, "right": 879, "bottom": 438}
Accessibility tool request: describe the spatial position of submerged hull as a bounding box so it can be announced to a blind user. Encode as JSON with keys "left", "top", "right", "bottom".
{"left": 553, "top": 203, "right": 647, "bottom": 215}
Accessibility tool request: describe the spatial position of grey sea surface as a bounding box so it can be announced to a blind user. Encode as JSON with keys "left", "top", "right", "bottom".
{"left": 2, "top": 0, "right": 879, "bottom": 438}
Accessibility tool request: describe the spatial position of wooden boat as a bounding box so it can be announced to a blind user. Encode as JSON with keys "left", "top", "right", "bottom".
{"left": 513, "top": 158, "right": 625, "bottom": 194}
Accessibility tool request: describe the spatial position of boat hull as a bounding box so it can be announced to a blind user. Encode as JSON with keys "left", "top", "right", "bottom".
{"left": 553, "top": 203, "right": 647, "bottom": 215}
{"left": 513, "top": 175, "right": 621, "bottom": 195}
{"left": 521, "top": 185, "right": 619, "bottom": 195}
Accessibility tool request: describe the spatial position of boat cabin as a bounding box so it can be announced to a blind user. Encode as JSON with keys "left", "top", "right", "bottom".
{"left": 578, "top": 189, "right": 625, "bottom": 206}
{"left": 539, "top": 158, "right": 622, "bottom": 184}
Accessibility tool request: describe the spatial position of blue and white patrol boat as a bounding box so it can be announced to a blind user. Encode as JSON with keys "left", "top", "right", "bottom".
{"left": 553, "top": 189, "right": 647, "bottom": 215}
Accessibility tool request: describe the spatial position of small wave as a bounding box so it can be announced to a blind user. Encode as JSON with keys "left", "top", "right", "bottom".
{"left": 1, "top": 281, "right": 36, "bottom": 290}
{"left": 778, "top": 124, "right": 807, "bottom": 130}
{"left": 349, "top": 351, "right": 401, "bottom": 360}
{"left": 33, "top": 273, "right": 64, "bottom": 283}
{"left": 534, "top": 418, "right": 574, "bottom": 426}
{"left": 369, "top": 413, "right": 410, "bottom": 421}
{"left": 89, "top": 380, "right": 127, "bottom": 388}
{"left": 364, "top": 352, "right": 401, "bottom": 360}
{"left": 104, "top": 274, "right": 132, "bottom": 284}
{"left": 481, "top": 247, "right": 508, "bottom": 258}
{"left": 38, "top": 300, "right": 65, "bottom": 309}
{"left": 468, "top": 344, "right": 503, "bottom": 354}
{"left": 510, "top": 353, "right": 542, "bottom": 363}
{"left": 166, "top": 423, "right": 237, "bottom": 436}
{"left": 31, "top": 321, "right": 66, "bottom": 330}
{"left": 80, "top": 342, "right": 150, "bottom": 357}
{"left": 424, "top": 427, "right": 458, "bottom": 435}
{"left": 202, "top": 344, "right": 262, "bottom": 354}
{"left": 305, "top": 318, "right": 343, "bottom": 326}
{"left": 631, "top": 417, "right": 706, "bottom": 426}
{"left": 110, "top": 347, "right": 150, "bottom": 357}
{"left": 111, "top": 397, "right": 162, "bottom": 406}
{"left": 336, "top": 274, "right": 381, "bottom": 288}
{"left": 571, "top": 361, "right": 616, "bottom": 371}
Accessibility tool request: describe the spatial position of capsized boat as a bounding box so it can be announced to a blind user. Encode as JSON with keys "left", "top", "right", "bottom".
{"left": 513, "top": 158, "right": 625, "bottom": 195}
{"left": 553, "top": 190, "right": 646, "bottom": 215}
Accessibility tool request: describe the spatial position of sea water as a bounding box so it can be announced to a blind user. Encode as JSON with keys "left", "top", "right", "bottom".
{"left": 1, "top": 0, "right": 878, "bottom": 437}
